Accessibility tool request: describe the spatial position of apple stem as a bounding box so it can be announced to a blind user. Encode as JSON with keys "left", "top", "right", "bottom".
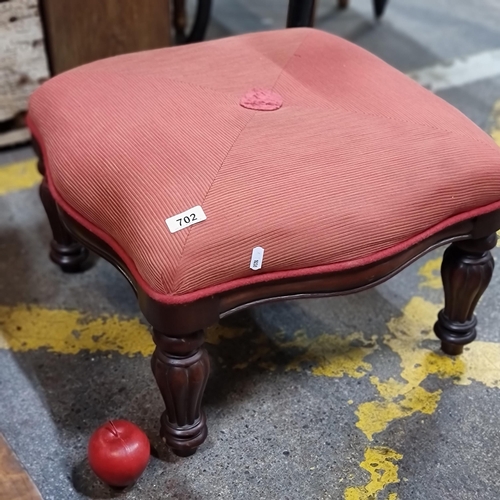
{"left": 109, "top": 420, "right": 119, "bottom": 437}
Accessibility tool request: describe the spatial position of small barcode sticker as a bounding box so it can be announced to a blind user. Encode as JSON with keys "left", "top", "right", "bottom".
{"left": 250, "top": 247, "right": 264, "bottom": 271}
{"left": 165, "top": 206, "right": 207, "bottom": 233}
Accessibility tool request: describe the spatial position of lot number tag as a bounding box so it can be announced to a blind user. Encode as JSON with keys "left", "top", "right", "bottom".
{"left": 250, "top": 247, "right": 264, "bottom": 271}
{"left": 166, "top": 206, "right": 207, "bottom": 233}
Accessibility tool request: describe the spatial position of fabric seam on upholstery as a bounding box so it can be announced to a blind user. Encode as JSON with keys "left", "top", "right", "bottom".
{"left": 169, "top": 109, "right": 257, "bottom": 290}
{"left": 150, "top": 39, "right": 496, "bottom": 149}
{"left": 281, "top": 85, "right": 499, "bottom": 151}
{"left": 92, "top": 32, "right": 314, "bottom": 98}
{"left": 92, "top": 32, "right": 311, "bottom": 97}
{"left": 272, "top": 102, "right": 491, "bottom": 150}
{"left": 53, "top": 30, "right": 495, "bottom": 149}
{"left": 171, "top": 31, "right": 313, "bottom": 292}
{"left": 116, "top": 72, "right": 239, "bottom": 99}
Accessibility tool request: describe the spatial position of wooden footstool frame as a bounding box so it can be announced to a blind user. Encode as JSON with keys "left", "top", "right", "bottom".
{"left": 35, "top": 140, "right": 499, "bottom": 456}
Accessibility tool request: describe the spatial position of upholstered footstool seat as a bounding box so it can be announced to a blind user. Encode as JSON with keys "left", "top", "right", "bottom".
{"left": 28, "top": 28, "right": 500, "bottom": 456}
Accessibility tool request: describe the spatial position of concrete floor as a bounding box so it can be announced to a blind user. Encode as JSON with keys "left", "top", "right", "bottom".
{"left": 1, "top": 0, "right": 500, "bottom": 498}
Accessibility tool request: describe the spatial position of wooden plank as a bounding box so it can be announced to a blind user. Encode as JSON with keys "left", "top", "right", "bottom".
{"left": 41, "top": 0, "right": 171, "bottom": 74}
{"left": 0, "top": 434, "right": 42, "bottom": 500}
{"left": 0, "top": 127, "right": 30, "bottom": 149}
{"left": 0, "top": 0, "right": 50, "bottom": 122}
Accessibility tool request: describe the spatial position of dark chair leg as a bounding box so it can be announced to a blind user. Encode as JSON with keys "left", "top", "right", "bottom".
{"left": 151, "top": 328, "right": 210, "bottom": 457}
{"left": 373, "top": 0, "right": 389, "bottom": 18}
{"left": 37, "top": 158, "right": 89, "bottom": 272}
{"left": 173, "top": 0, "right": 187, "bottom": 44}
{"left": 173, "top": 0, "right": 212, "bottom": 45}
{"left": 434, "top": 234, "right": 496, "bottom": 355}
{"left": 338, "top": 0, "right": 348, "bottom": 10}
{"left": 287, "top": 0, "right": 316, "bottom": 28}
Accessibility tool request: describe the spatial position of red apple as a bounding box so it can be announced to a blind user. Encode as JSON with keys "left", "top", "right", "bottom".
{"left": 88, "top": 420, "right": 150, "bottom": 488}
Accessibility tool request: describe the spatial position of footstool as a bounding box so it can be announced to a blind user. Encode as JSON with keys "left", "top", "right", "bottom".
{"left": 28, "top": 27, "right": 500, "bottom": 456}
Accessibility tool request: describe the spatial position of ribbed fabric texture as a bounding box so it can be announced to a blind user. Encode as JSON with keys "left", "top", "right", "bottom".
{"left": 29, "top": 28, "right": 500, "bottom": 300}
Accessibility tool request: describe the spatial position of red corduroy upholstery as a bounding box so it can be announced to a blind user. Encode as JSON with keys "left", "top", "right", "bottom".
{"left": 28, "top": 28, "right": 500, "bottom": 303}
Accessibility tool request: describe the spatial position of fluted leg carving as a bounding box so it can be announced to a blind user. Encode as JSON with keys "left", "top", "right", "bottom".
{"left": 37, "top": 157, "right": 88, "bottom": 272}
{"left": 151, "top": 328, "right": 210, "bottom": 456}
{"left": 434, "top": 234, "right": 496, "bottom": 355}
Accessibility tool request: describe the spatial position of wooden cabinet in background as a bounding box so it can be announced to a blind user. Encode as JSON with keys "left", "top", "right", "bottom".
{"left": 0, "top": 0, "right": 171, "bottom": 147}
{"left": 40, "top": 0, "right": 171, "bottom": 75}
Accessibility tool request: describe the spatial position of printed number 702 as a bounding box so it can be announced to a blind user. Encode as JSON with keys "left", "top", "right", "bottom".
{"left": 177, "top": 213, "right": 197, "bottom": 226}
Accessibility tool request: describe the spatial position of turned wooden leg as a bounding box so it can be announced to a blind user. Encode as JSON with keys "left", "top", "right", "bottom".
{"left": 434, "top": 234, "right": 496, "bottom": 355}
{"left": 338, "top": 0, "right": 348, "bottom": 10}
{"left": 36, "top": 156, "right": 88, "bottom": 272}
{"left": 151, "top": 328, "right": 210, "bottom": 457}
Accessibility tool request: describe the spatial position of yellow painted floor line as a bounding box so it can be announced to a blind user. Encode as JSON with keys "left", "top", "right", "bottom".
{"left": 418, "top": 256, "right": 442, "bottom": 289}
{"left": 344, "top": 447, "right": 402, "bottom": 500}
{"left": 0, "top": 159, "right": 40, "bottom": 196}
{"left": 356, "top": 296, "right": 500, "bottom": 440}
{"left": 3, "top": 296, "right": 500, "bottom": 426}
{"left": 0, "top": 304, "right": 153, "bottom": 356}
{"left": 0, "top": 304, "right": 248, "bottom": 356}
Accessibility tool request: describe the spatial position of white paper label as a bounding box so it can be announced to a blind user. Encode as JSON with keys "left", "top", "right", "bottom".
{"left": 165, "top": 206, "right": 207, "bottom": 233}
{"left": 250, "top": 247, "right": 264, "bottom": 271}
